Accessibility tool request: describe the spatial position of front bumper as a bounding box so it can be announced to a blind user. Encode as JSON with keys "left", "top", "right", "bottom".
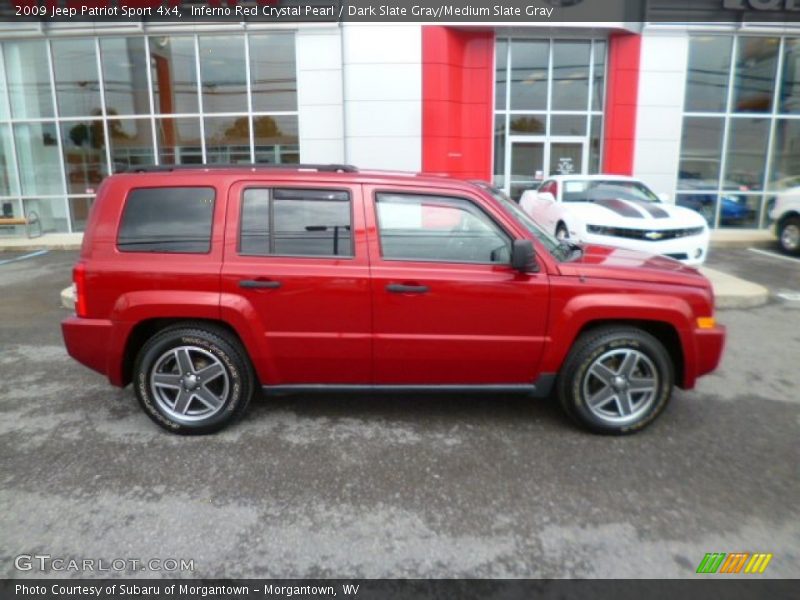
{"left": 682, "top": 324, "right": 726, "bottom": 389}
{"left": 578, "top": 231, "right": 710, "bottom": 266}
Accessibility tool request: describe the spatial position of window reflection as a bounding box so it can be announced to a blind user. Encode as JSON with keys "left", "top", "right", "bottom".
{"left": 495, "top": 39, "right": 507, "bottom": 110}
{"left": 52, "top": 39, "right": 101, "bottom": 118}
{"left": 3, "top": 40, "right": 54, "bottom": 119}
{"left": 249, "top": 34, "right": 297, "bottom": 112}
{"left": 253, "top": 115, "right": 299, "bottom": 164}
{"left": 199, "top": 36, "right": 247, "bottom": 113}
{"left": 685, "top": 36, "right": 732, "bottom": 113}
{"left": 733, "top": 37, "right": 779, "bottom": 113}
{"left": 592, "top": 42, "right": 606, "bottom": 111}
{"left": 0, "top": 124, "right": 18, "bottom": 196}
{"left": 679, "top": 117, "right": 725, "bottom": 188}
{"left": 551, "top": 41, "right": 590, "bottom": 111}
{"left": 14, "top": 122, "right": 63, "bottom": 196}
{"left": 724, "top": 118, "right": 770, "bottom": 191}
{"left": 510, "top": 40, "right": 548, "bottom": 111}
{"left": 205, "top": 116, "right": 251, "bottom": 164}
{"left": 156, "top": 117, "right": 202, "bottom": 165}
{"left": 101, "top": 37, "right": 150, "bottom": 116}
{"left": 769, "top": 119, "right": 800, "bottom": 190}
{"left": 780, "top": 38, "right": 800, "bottom": 114}
{"left": 61, "top": 120, "right": 107, "bottom": 194}
{"left": 108, "top": 118, "right": 155, "bottom": 172}
{"left": 150, "top": 36, "right": 198, "bottom": 115}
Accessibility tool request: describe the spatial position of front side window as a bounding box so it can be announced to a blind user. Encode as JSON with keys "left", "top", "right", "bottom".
{"left": 239, "top": 188, "right": 352, "bottom": 258}
{"left": 117, "top": 187, "right": 215, "bottom": 253}
{"left": 376, "top": 193, "right": 511, "bottom": 264}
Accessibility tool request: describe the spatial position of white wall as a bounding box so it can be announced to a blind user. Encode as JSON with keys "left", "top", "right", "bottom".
{"left": 633, "top": 31, "right": 689, "bottom": 201}
{"left": 296, "top": 26, "right": 346, "bottom": 164}
{"left": 340, "top": 24, "right": 422, "bottom": 171}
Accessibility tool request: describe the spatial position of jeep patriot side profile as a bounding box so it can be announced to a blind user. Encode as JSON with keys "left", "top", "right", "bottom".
{"left": 61, "top": 165, "right": 726, "bottom": 435}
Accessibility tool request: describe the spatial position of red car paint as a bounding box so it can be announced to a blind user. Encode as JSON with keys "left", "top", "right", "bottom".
{"left": 61, "top": 168, "right": 725, "bottom": 393}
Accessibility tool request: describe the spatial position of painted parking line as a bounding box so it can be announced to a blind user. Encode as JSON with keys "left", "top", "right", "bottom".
{"left": 748, "top": 247, "right": 800, "bottom": 264}
{"left": 0, "top": 248, "right": 49, "bottom": 266}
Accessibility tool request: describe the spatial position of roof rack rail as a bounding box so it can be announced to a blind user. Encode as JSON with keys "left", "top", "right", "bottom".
{"left": 123, "top": 163, "right": 358, "bottom": 174}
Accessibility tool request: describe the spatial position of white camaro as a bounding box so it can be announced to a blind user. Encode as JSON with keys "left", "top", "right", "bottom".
{"left": 519, "top": 175, "right": 710, "bottom": 266}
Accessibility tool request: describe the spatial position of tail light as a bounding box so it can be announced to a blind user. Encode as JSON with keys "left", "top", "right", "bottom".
{"left": 73, "top": 262, "right": 87, "bottom": 317}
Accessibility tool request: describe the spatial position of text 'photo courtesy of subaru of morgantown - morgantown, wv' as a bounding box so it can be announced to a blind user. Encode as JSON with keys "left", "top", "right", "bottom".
{"left": 61, "top": 165, "right": 726, "bottom": 436}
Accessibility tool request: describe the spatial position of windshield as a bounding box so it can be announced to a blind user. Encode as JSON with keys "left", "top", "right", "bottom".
{"left": 563, "top": 180, "right": 660, "bottom": 203}
{"left": 475, "top": 183, "right": 575, "bottom": 262}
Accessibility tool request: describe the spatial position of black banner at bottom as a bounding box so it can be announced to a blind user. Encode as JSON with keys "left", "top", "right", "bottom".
{"left": 2, "top": 579, "right": 797, "bottom": 600}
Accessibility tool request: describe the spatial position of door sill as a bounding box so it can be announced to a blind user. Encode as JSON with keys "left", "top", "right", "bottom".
{"left": 262, "top": 374, "right": 556, "bottom": 398}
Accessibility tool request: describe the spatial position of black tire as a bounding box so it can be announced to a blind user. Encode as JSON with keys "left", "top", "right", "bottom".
{"left": 133, "top": 322, "right": 255, "bottom": 435}
{"left": 777, "top": 216, "right": 800, "bottom": 256}
{"left": 557, "top": 326, "right": 674, "bottom": 435}
{"left": 555, "top": 223, "right": 569, "bottom": 240}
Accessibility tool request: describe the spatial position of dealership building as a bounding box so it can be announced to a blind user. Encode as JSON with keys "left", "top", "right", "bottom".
{"left": 0, "top": 9, "right": 799, "bottom": 235}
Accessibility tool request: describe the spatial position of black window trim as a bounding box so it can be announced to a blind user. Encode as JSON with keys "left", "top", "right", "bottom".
{"left": 238, "top": 185, "right": 355, "bottom": 260}
{"left": 116, "top": 185, "right": 216, "bottom": 255}
{"left": 373, "top": 189, "right": 514, "bottom": 267}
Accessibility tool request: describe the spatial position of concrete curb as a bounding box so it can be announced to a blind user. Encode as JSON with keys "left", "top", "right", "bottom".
{"left": 700, "top": 267, "right": 769, "bottom": 310}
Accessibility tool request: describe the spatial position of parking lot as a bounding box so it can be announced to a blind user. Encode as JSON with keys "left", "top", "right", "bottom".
{"left": 1, "top": 248, "right": 798, "bottom": 578}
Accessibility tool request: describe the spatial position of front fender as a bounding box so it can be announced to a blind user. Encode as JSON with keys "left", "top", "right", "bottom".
{"left": 539, "top": 291, "right": 696, "bottom": 384}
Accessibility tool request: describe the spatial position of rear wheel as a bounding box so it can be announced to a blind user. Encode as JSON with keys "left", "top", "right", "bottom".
{"left": 778, "top": 216, "right": 800, "bottom": 255}
{"left": 557, "top": 327, "right": 674, "bottom": 435}
{"left": 133, "top": 323, "right": 255, "bottom": 434}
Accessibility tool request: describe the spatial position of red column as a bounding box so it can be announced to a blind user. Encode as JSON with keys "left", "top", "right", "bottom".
{"left": 603, "top": 33, "right": 641, "bottom": 175}
{"left": 421, "top": 26, "right": 494, "bottom": 181}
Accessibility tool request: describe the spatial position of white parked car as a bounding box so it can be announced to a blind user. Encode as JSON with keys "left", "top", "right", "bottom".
{"left": 770, "top": 179, "right": 800, "bottom": 255}
{"left": 519, "top": 175, "right": 710, "bottom": 266}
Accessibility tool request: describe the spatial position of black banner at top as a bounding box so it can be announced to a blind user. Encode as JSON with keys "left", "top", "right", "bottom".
{"left": 2, "top": 0, "right": 800, "bottom": 23}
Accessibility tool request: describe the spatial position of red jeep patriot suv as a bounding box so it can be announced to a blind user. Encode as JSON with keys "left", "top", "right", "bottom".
{"left": 61, "top": 165, "right": 725, "bottom": 435}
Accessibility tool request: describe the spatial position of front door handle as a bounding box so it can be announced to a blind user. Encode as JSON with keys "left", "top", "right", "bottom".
{"left": 239, "top": 279, "right": 281, "bottom": 290}
{"left": 386, "top": 283, "right": 429, "bottom": 294}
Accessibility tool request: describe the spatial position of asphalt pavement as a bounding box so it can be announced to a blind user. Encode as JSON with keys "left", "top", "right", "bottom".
{"left": 1, "top": 249, "right": 798, "bottom": 579}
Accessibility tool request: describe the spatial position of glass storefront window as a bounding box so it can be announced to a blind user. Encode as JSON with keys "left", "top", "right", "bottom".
{"left": 551, "top": 41, "right": 590, "bottom": 111}
{"left": 253, "top": 115, "right": 299, "bottom": 164}
{"left": 678, "top": 116, "right": 725, "bottom": 188}
{"left": 592, "top": 41, "right": 606, "bottom": 111}
{"left": 61, "top": 120, "right": 107, "bottom": 195}
{"left": 551, "top": 114, "right": 587, "bottom": 136}
{"left": 493, "top": 115, "right": 505, "bottom": 188}
{"left": 780, "top": 38, "right": 800, "bottom": 114}
{"left": 509, "top": 114, "right": 546, "bottom": 135}
{"left": 510, "top": 40, "right": 549, "bottom": 111}
{"left": 685, "top": 36, "right": 732, "bottom": 113}
{"left": 52, "top": 39, "right": 102, "bottom": 118}
{"left": 101, "top": 37, "right": 150, "bottom": 116}
{"left": 150, "top": 36, "right": 199, "bottom": 115}
{"left": 0, "top": 124, "right": 19, "bottom": 196}
{"left": 0, "top": 48, "right": 9, "bottom": 120}
{"left": 14, "top": 122, "right": 64, "bottom": 196}
{"left": 589, "top": 115, "right": 602, "bottom": 173}
{"left": 732, "top": 37, "right": 779, "bottom": 113}
{"left": 156, "top": 117, "right": 202, "bottom": 165}
{"left": 199, "top": 36, "right": 247, "bottom": 114}
{"left": 205, "top": 116, "right": 251, "bottom": 164}
{"left": 249, "top": 33, "right": 297, "bottom": 112}
{"left": 108, "top": 118, "right": 155, "bottom": 172}
{"left": 495, "top": 39, "right": 508, "bottom": 110}
{"left": 3, "top": 40, "right": 54, "bottom": 119}
{"left": 768, "top": 119, "right": 800, "bottom": 190}
{"left": 724, "top": 117, "right": 770, "bottom": 191}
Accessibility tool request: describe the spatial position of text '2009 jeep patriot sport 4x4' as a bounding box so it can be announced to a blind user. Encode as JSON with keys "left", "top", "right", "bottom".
{"left": 61, "top": 165, "right": 725, "bottom": 435}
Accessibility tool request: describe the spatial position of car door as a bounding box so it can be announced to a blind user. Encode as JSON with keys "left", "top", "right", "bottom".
{"left": 364, "top": 185, "right": 550, "bottom": 385}
{"left": 221, "top": 180, "right": 371, "bottom": 385}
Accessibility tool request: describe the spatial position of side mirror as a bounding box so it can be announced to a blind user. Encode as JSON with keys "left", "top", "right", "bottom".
{"left": 538, "top": 192, "right": 556, "bottom": 204}
{"left": 511, "top": 239, "right": 539, "bottom": 273}
{"left": 658, "top": 192, "right": 670, "bottom": 203}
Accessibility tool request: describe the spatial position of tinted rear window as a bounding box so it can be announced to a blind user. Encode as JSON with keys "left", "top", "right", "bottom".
{"left": 117, "top": 187, "right": 215, "bottom": 253}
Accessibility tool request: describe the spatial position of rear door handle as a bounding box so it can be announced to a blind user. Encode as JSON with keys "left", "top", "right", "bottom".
{"left": 386, "top": 283, "right": 429, "bottom": 294}
{"left": 239, "top": 279, "right": 281, "bottom": 289}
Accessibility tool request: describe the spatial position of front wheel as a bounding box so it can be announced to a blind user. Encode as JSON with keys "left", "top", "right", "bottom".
{"left": 557, "top": 327, "right": 674, "bottom": 435}
{"left": 778, "top": 216, "right": 800, "bottom": 256}
{"left": 133, "top": 323, "right": 255, "bottom": 434}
